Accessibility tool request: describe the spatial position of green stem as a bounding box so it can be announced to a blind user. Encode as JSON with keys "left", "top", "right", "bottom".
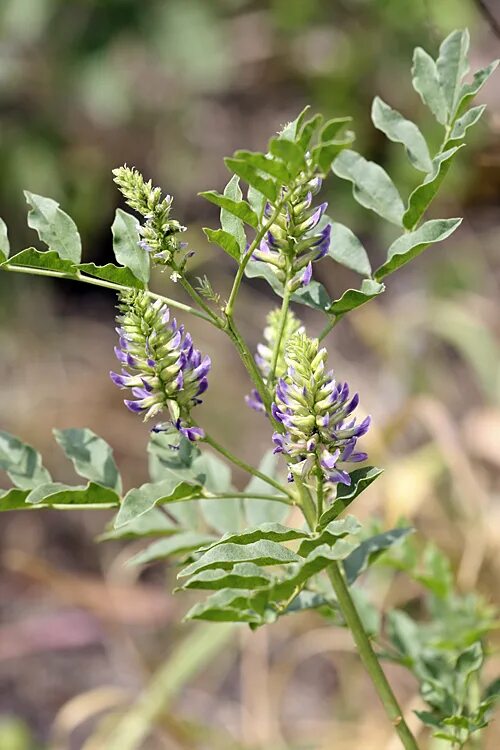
{"left": 315, "top": 465, "right": 324, "bottom": 522}
{"left": 318, "top": 313, "right": 340, "bottom": 342}
{"left": 202, "top": 492, "right": 292, "bottom": 505}
{"left": 269, "top": 280, "right": 292, "bottom": 382}
{"left": 224, "top": 320, "right": 274, "bottom": 415}
{"left": 2, "top": 263, "right": 212, "bottom": 323}
{"left": 202, "top": 431, "right": 295, "bottom": 501}
{"left": 178, "top": 272, "right": 224, "bottom": 327}
{"left": 326, "top": 564, "right": 420, "bottom": 750}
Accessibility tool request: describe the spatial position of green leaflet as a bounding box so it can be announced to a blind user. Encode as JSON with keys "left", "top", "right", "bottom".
{"left": 436, "top": 29, "right": 470, "bottom": 121}
{"left": 127, "top": 532, "right": 216, "bottom": 566}
{"left": 455, "top": 60, "right": 499, "bottom": 117}
{"left": 343, "top": 528, "right": 414, "bottom": 585}
{"left": 25, "top": 191, "right": 82, "bottom": 263}
{"left": 271, "top": 540, "right": 355, "bottom": 600}
{"left": 403, "top": 146, "right": 464, "bottom": 230}
{"left": 297, "top": 113, "right": 323, "bottom": 151}
{"left": 279, "top": 105, "right": 311, "bottom": 141}
{"left": 203, "top": 228, "right": 241, "bottom": 261}
{"left": 25, "top": 481, "right": 120, "bottom": 508}
{"left": 220, "top": 174, "right": 247, "bottom": 252}
{"left": 297, "top": 516, "right": 362, "bottom": 556}
{"left": 77, "top": 262, "right": 144, "bottom": 289}
{"left": 199, "top": 190, "right": 258, "bottom": 228}
{"left": 446, "top": 105, "right": 485, "bottom": 146}
{"left": 115, "top": 477, "right": 203, "bottom": 528}
{"left": 332, "top": 149, "right": 405, "bottom": 226}
{"left": 179, "top": 563, "right": 274, "bottom": 591}
{"left": 232, "top": 150, "right": 290, "bottom": 183}
{"left": 318, "top": 467, "right": 383, "bottom": 529}
{"left": 3, "top": 248, "right": 77, "bottom": 275}
{"left": 268, "top": 137, "right": 306, "bottom": 177}
{"left": 244, "top": 451, "right": 290, "bottom": 526}
{"left": 98, "top": 507, "right": 179, "bottom": 541}
{"left": 0, "top": 218, "right": 10, "bottom": 259}
{"left": 327, "top": 280, "right": 385, "bottom": 316}
{"left": 111, "top": 208, "right": 150, "bottom": 284}
{"left": 184, "top": 588, "right": 266, "bottom": 624}
{"left": 0, "top": 430, "right": 51, "bottom": 489}
{"left": 371, "top": 96, "right": 432, "bottom": 173}
{"left": 412, "top": 47, "right": 448, "bottom": 125}
{"left": 53, "top": 427, "right": 122, "bottom": 493}
{"left": 375, "top": 218, "right": 462, "bottom": 280}
{"left": 328, "top": 221, "right": 371, "bottom": 276}
{"left": 198, "top": 522, "right": 307, "bottom": 552}
{"left": 224, "top": 157, "right": 279, "bottom": 203}
{"left": 178, "top": 539, "right": 300, "bottom": 578}
{"left": 0, "top": 488, "right": 31, "bottom": 511}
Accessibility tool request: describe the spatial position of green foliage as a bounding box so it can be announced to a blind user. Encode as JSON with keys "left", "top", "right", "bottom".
{"left": 25, "top": 191, "right": 82, "bottom": 263}
{"left": 111, "top": 208, "right": 150, "bottom": 284}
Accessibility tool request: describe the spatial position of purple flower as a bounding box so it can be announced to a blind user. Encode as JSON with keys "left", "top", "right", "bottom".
{"left": 110, "top": 291, "right": 210, "bottom": 441}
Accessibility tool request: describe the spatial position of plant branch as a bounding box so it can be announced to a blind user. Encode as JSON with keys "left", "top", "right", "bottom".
{"left": 201, "top": 431, "right": 295, "bottom": 501}
{"left": 269, "top": 279, "right": 292, "bottom": 382}
{"left": 318, "top": 313, "right": 340, "bottom": 342}
{"left": 202, "top": 492, "right": 292, "bottom": 505}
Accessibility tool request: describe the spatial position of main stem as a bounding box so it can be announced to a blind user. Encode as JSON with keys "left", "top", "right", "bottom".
{"left": 326, "top": 563, "right": 420, "bottom": 750}
{"left": 301, "top": 475, "right": 420, "bottom": 750}
{"left": 269, "top": 279, "right": 292, "bottom": 381}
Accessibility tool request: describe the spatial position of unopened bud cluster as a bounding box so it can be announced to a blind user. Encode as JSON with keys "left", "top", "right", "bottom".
{"left": 110, "top": 291, "right": 209, "bottom": 441}
{"left": 272, "top": 332, "right": 370, "bottom": 490}
{"left": 253, "top": 166, "right": 331, "bottom": 290}
{"left": 113, "top": 166, "right": 188, "bottom": 268}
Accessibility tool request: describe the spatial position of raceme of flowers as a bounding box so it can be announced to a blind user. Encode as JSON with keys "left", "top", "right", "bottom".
{"left": 113, "top": 165, "right": 189, "bottom": 269}
{"left": 110, "top": 291, "right": 210, "bottom": 441}
{"left": 272, "top": 332, "right": 370, "bottom": 491}
{"left": 246, "top": 307, "right": 303, "bottom": 413}
{"left": 252, "top": 169, "right": 331, "bottom": 291}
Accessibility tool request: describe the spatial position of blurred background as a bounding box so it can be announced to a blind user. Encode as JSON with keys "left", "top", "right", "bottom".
{"left": 0, "top": 0, "right": 500, "bottom": 748}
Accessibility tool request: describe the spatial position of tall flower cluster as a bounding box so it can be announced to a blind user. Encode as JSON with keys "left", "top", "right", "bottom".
{"left": 113, "top": 166, "right": 188, "bottom": 269}
{"left": 110, "top": 291, "right": 210, "bottom": 441}
{"left": 252, "top": 166, "right": 331, "bottom": 290}
{"left": 272, "top": 332, "right": 370, "bottom": 490}
{"left": 246, "top": 307, "right": 302, "bottom": 413}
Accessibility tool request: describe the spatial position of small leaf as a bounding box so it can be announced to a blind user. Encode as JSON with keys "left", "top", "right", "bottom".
{"left": 297, "top": 113, "right": 323, "bottom": 150}
{"left": 180, "top": 562, "right": 274, "bottom": 591}
{"left": 375, "top": 218, "right": 462, "bottom": 280}
{"left": 247, "top": 184, "right": 266, "bottom": 218}
{"left": 327, "top": 280, "right": 385, "bottom": 316}
{"left": 26, "top": 481, "right": 119, "bottom": 507}
{"left": 312, "top": 137, "right": 354, "bottom": 175}
{"left": 4, "top": 248, "right": 77, "bottom": 275}
{"left": 268, "top": 137, "right": 306, "bottom": 176}
{"left": 203, "top": 228, "right": 241, "bottom": 261}
{"left": 318, "top": 467, "right": 384, "bottom": 528}
{"left": 184, "top": 588, "right": 264, "bottom": 624}
{"left": 0, "top": 431, "right": 51, "bottom": 489}
{"left": 220, "top": 175, "right": 247, "bottom": 252}
{"left": 199, "top": 190, "right": 258, "bottom": 228}
{"left": 115, "top": 477, "right": 203, "bottom": 528}
{"left": 320, "top": 117, "right": 352, "bottom": 142}
{"left": 0, "top": 488, "right": 30, "bottom": 511}
{"left": 447, "top": 105, "right": 486, "bottom": 144}
{"left": 371, "top": 97, "right": 432, "bottom": 173}
{"left": 54, "top": 428, "right": 122, "bottom": 493}
{"left": 233, "top": 150, "right": 290, "bottom": 183}
{"left": 332, "top": 150, "right": 404, "bottom": 226}
{"left": 412, "top": 48, "right": 448, "bottom": 125}
{"left": 244, "top": 451, "right": 290, "bottom": 526}
{"left": 78, "top": 262, "right": 144, "bottom": 289}
{"left": 284, "top": 590, "right": 338, "bottom": 617}
{"left": 403, "top": 146, "right": 464, "bottom": 230}
{"left": 455, "top": 60, "right": 499, "bottom": 117}
{"left": 298, "top": 516, "right": 362, "bottom": 556}
{"left": 127, "top": 532, "right": 215, "bottom": 566}
{"left": 0, "top": 218, "right": 10, "bottom": 260}
{"left": 178, "top": 539, "right": 300, "bottom": 578}
{"left": 343, "top": 528, "right": 414, "bottom": 585}
{"left": 200, "top": 523, "right": 307, "bottom": 552}
{"left": 329, "top": 221, "right": 371, "bottom": 276}
{"left": 111, "top": 209, "right": 150, "bottom": 284}
{"left": 98, "top": 507, "right": 179, "bottom": 541}
{"left": 436, "top": 29, "right": 470, "bottom": 121}
{"left": 225, "top": 157, "right": 279, "bottom": 203}
{"left": 272, "top": 540, "right": 355, "bottom": 600}
{"left": 24, "top": 191, "right": 82, "bottom": 263}
{"left": 279, "top": 106, "right": 311, "bottom": 140}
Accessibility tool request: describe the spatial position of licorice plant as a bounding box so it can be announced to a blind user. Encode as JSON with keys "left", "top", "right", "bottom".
{"left": 0, "top": 29, "right": 499, "bottom": 750}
